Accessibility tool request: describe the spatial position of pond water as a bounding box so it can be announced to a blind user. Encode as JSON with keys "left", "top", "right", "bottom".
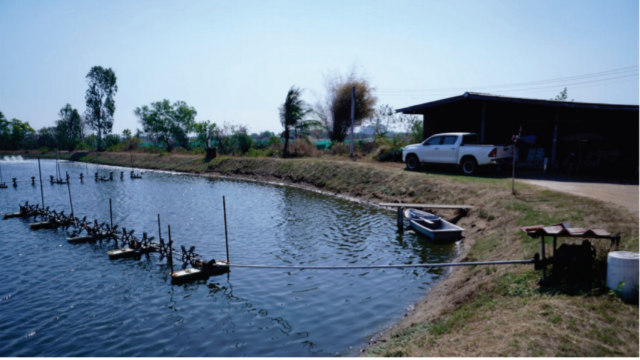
{"left": 0, "top": 157, "right": 456, "bottom": 356}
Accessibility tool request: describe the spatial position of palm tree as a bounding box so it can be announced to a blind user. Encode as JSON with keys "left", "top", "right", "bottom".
{"left": 279, "top": 86, "right": 312, "bottom": 157}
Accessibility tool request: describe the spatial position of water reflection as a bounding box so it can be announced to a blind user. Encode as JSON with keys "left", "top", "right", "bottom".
{"left": 0, "top": 159, "right": 457, "bottom": 357}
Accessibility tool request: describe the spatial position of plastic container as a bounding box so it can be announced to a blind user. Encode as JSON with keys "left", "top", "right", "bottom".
{"left": 607, "top": 251, "right": 639, "bottom": 299}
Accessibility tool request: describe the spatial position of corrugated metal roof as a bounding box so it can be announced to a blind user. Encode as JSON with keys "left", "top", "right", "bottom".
{"left": 520, "top": 224, "right": 617, "bottom": 239}
{"left": 396, "top": 92, "right": 640, "bottom": 114}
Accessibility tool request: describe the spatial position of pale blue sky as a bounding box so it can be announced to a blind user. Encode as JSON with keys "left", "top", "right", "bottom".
{"left": 0, "top": 0, "right": 638, "bottom": 134}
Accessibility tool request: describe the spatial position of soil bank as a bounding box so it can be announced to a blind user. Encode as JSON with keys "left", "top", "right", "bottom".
{"left": 5, "top": 150, "right": 639, "bottom": 357}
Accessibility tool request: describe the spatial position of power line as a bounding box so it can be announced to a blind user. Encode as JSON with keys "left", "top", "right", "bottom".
{"left": 379, "top": 73, "right": 638, "bottom": 98}
{"left": 378, "top": 65, "right": 639, "bottom": 93}
{"left": 482, "top": 73, "right": 638, "bottom": 93}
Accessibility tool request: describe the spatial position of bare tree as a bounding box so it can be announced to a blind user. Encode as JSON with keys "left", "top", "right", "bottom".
{"left": 315, "top": 67, "right": 377, "bottom": 142}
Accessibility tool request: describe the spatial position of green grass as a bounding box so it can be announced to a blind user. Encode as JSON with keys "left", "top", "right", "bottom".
{"left": 10, "top": 150, "right": 638, "bottom": 357}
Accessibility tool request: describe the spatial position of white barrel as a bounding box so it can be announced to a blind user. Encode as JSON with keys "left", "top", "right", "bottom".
{"left": 607, "top": 251, "right": 639, "bottom": 299}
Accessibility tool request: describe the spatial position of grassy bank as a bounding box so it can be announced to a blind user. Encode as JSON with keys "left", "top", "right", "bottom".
{"left": 8, "top": 150, "right": 639, "bottom": 356}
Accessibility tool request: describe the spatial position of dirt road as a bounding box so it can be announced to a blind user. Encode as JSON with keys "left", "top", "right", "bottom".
{"left": 518, "top": 179, "right": 639, "bottom": 213}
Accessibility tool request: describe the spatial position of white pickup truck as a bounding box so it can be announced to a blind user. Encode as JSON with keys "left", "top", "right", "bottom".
{"left": 402, "top": 132, "right": 513, "bottom": 175}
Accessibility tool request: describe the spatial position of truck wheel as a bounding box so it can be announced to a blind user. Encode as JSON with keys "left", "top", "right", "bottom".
{"left": 461, "top": 158, "right": 478, "bottom": 175}
{"left": 406, "top": 154, "right": 420, "bottom": 171}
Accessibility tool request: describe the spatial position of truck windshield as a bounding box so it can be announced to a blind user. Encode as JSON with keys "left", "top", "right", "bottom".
{"left": 462, "top": 134, "right": 479, "bottom": 144}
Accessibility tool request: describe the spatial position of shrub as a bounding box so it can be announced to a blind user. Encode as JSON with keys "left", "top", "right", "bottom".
{"left": 245, "top": 148, "right": 267, "bottom": 157}
{"left": 171, "top": 147, "right": 187, "bottom": 154}
{"left": 142, "top": 145, "right": 169, "bottom": 155}
{"left": 268, "top": 136, "right": 282, "bottom": 147}
{"left": 218, "top": 137, "right": 235, "bottom": 155}
{"left": 234, "top": 133, "right": 253, "bottom": 154}
{"left": 289, "top": 138, "right": 321, "bottom": 157}
{"left": 104, "top": 134, "right": 122, "bottom": 149}
{"left": 328, "top": 141, "right": 349, "bottom": 156}
{"left": 189, "top": 147, "right": 206, "bottom": 155}
{"left": 375, "top": 145, "right": 404, "bottom": 162}
{"left": 361, "top": 141, "right": 378, "bottom": 154}
{"left": 75, "top": 141, "right": 92, "bottom": 151}
{"left": 123, "top": 138, "right": 140, "bottom": 151}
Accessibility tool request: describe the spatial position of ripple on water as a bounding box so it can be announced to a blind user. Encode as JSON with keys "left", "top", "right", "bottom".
{"left": 0, "top": 159, "right": 457, "bottom": 356}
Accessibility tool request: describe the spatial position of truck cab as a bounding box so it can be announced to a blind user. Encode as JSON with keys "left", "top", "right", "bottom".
{"left": 402, "top": 132, "right": 513, "bottom": 175}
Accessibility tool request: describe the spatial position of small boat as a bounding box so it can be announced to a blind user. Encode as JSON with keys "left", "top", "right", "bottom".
{"left": 130, "top": 170, "right": 142, "bottom": 179}
{"left": 3, "top": 212, "right": 23, "bottom": 219}
{"left": 107, "top": 247, "right": 139, "bottom": 259}
{"left": 29, "top": 221, "right": 55, "bottom": 230}
{"left": 404, "top": 209, "right": 463, "bottom": 243}
{"left": 108, "top": 242, "right": 161, "bottom": 260}
{"left": 171, "top": 260, "right": 230, "bottom": 284}
{"left": 67, "top": 235, "right": 96, "bottom": 244}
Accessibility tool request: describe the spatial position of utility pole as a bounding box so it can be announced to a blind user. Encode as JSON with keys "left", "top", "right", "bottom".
{"left": 512, "top": 125, "right": 522, "bottom": 195}
{"left": 349, "top": 86, "right": 355, "bottom": 158}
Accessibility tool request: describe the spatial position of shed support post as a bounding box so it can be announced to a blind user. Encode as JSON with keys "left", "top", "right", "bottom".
{"left": 551, "top": 113, "right": 558, "bottom": 170}
{"left": 541, "top": 236, "right": 546, "bottom": 282}
{"left": 481, "top": 102, "right": 486, "bottom": 143}
{"left": 397, "top": 206, "right": 403, "bottom": 231}
{"left": 422, "top": 113, "right": 433, "bottom": 141}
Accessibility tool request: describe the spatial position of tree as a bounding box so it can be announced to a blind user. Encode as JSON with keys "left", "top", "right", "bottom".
{"left": 552, "top": 87, "right": 573, "bottom": 102}
{"left": 280, "top": 86, "right": 313, "bottom": 157}
{"left": 365, "top": 104, "right": 398, "bottom": 137}
{"left": 0, "top": 111, "right": 9, "bottom": 150}
{"left": 134, "top": 99, "right": 197, "bottom": 151}
{"left": 171, "top": 101, "right": 197, "bottom": 148}
{"left": 8, "top": 119, "right": 35, "bottom": 150}
{"left": 122, "top": 129, "right": 132, "bottom": 140}
{"left": 56, "top": 104, "right": 83, "bottom": 151}
{"left": 259, "top": 131, "right": 275, "bottom": 140}
{"left": 315, "top": 68, "right": 377, "bottom": 142}
{"left": 36, "top": 127, "right": 56, "bottom": 149}
{"left": 234, "top": 132, "right": 253, "bottom": 154}
{"left": 194, "top": 120, "right": 217, "bottom": 148}
{"left": 85, "top": 66, "right": 118, "bottom": 151}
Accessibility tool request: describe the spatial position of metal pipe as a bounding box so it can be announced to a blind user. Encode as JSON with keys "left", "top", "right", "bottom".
{"left": 109, "top": 198, "right": 113, "bottom": 228}
{"left": 397, "top": 206, "right": 403, "bottom": 231}
{"left": 66, "top": 178, "right": 74, "bottom": 215}
{"left": 223, "top": 196, "right": 230, "bottom": 263}
{"left": 349, "top": 86, "right": 355, "bottom": 158}
{"left": 512, "top": 125, "right": 521, "bottom": 195}
{"left": 38, "top": 158, "right": 44, "bottom": 208}
{"left": 168, "top": 225, "right": 174, "bottom": 274}
{"left": 225, "top": 259, "right": 534, "bottom": 270}
{"left": 157, "top": 214, "right": 162, "bottom": 241}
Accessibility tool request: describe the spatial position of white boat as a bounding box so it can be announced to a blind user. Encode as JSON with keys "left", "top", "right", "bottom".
{"left": 404, "top": 209, "right": 463, "bottom": 243}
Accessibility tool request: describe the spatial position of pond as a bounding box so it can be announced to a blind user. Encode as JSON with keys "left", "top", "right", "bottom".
{"left": 0, "top": 157, "right": 456, "bottom": 356}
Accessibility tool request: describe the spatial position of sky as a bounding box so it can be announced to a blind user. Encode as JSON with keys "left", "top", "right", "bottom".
{"left": 0, "top": 0, "right": 638, "bottom": 135}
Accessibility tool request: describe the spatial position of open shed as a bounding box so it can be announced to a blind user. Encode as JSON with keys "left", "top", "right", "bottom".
{"left": 397, "top": 92, "right": 639, "bottom": 177}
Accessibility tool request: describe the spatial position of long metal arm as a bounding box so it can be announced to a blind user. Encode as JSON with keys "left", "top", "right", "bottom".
{"left": 225, "top": 259, "right": 534, "bottom": 270}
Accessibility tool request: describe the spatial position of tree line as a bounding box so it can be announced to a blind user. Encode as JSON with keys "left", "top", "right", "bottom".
{"left": 0, "top": 65, "right": 423, "bottom": 157}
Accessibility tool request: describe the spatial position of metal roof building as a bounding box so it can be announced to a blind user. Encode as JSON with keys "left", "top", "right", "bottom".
{"left": 397, "top": 92, "right": 639, "bottom": 178}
